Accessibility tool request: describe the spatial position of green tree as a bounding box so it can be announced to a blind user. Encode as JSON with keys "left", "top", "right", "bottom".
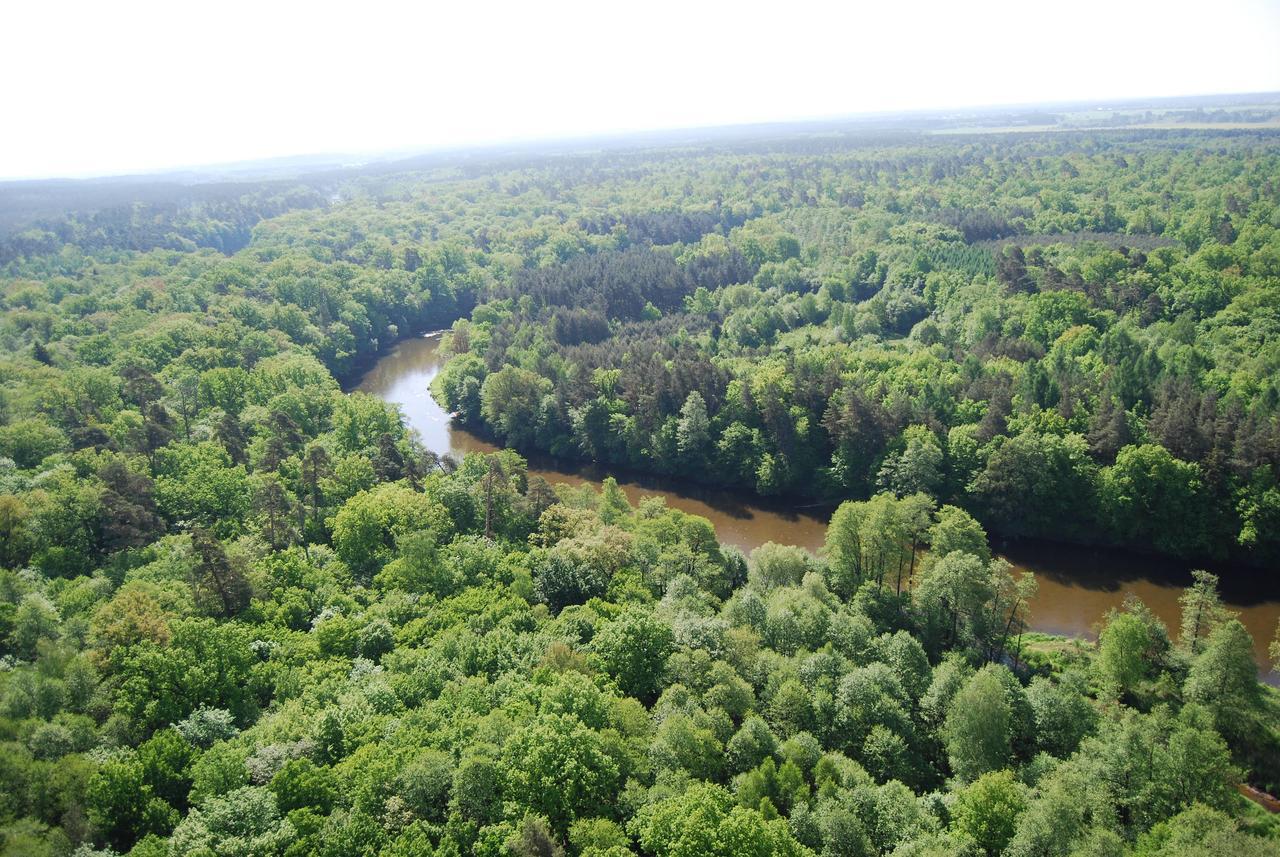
{"left": 971, "top": 431, "right": 1096, "bottom": 541}
{"left": 0, "top": 418, "right": 68, "bottom": 468}
{"left": 1096, "top": 605, "right": 1166, "bottom": 700}
{"left": 943, "top": 666, "right": 1013, "bottom": 782}
{"left": 189, "top": 528, "right": 251, "bottom": 618}
{"left": 87, "top": 758, "right": 178, "bottom": 852}
{"left": 592, "top": 608, "right": 674, "bottom": 703}
{"left": 331, "top": 482, "right": 449, "bottom": 579}
{"left": 481, "top": 365, "right": 551, "bottom": 448}
{"left": 676, "top": 391, "right": 712, "bottom": 472}
{"left": 271, "top": 758, "right": 338, "bottom": 815}
{"left": 169, "top": 786, "right": 294, "bottom": 856}
{"left": 1183, "top": 619, "right": 1261, "bottom": 732}
{"left": 951, "top": 769, "right": 1027, "bottom": 856}
{"left": 926, "top": 505, "right": 990, "bottom": 565}
{"left": 1178, "top": 570, "right": 1227, "bottom": 657}
{"left": 502, "top": 713, "right": 621, "bottom": 834}
{"left": 630, "top": 782, "right": 812, "bottom": 857}
{"left": 877, "top": 425, "right": 944, "bottom": 498}
{"left": 1100, "top": 444, "right": 1207, "bottom": 557}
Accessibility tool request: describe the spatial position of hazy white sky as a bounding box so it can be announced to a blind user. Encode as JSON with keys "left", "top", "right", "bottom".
{"left": 3, "top": 0, "right": 1279, "bottom": 180}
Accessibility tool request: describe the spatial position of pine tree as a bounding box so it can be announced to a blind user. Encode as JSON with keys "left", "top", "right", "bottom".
{"left": 1179, "top": 570, "right": 1228, "bottom": 657}
{"left": 189, "top": 528, "right": 251, "bottom": 617}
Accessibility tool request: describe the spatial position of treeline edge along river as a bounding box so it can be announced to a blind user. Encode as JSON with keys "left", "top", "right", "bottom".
{"left": 355, "top": 332, "right": 1280, "bottom": 676}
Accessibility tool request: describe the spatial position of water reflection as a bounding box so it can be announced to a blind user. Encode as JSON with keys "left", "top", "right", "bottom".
{"left": 356, "top": 332, "right": 1280, "bottom": 676}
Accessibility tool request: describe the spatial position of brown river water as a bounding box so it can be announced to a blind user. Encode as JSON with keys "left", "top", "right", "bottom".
{"left": 355, "top": 332, "right": 1280, "bottom": 677}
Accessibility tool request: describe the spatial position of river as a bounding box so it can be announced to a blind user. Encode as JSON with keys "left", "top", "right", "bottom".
{"left": 354, "top": 332, "right": 1280, "bottom": 676}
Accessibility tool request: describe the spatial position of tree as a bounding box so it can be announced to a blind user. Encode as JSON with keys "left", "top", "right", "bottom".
{"left": 214, "top": 412, "right": 246, "bottom": 465}
{"left": 535, "top": 543, "right": 611, "bottom": 614}
{"left": 189, "top": 528, "right": 251, "bottom": 617}
{"left": 331, "top": 482, "right": 449, "bottom": 579}
{"left": 395, "top": 749, "right": 452, "bottom": 821}
{"left": 9, "top": 593, "right": 60, "bottom": 660}
{"left": 943, "top": 666, "right": 1013, "bottom": 782}
{"left": 676, "top": 391, "right": 712, "bottom": 471}
{"left": 1004, "top": 765, "right": 1108, "bottom": 857}
{"left": 452, "top": 749, "right": 503, "bottom": 825}
{"left": 253, "top": 475, "right": 296, "bottom": 551}
{"left": 153, "top": 442, "right": 251, "bottom": 537}
{"left": 87, "top": 759, "right": 178, "bottom": 852}
{"left": 1100, "top": 444, "right": 1207, "bottom": 557}
{"left": 824, "top": 494, "right": 930, "bottom": 598}
{"left": 1178, "top": 570, "right": 1227, "bottom": 657}
{"left": 137, "top": 729, "right": 197, "bottom": 811}
{"left": 97, "top": 458, "right": 164, "bottom": 554}
{"left": 299, "top": 442, "right": 330, "bottom": 537}
{"left": 1095, "top": 603, "right": 1167, "bottom": 700}
{"left": 877, "top": 425, "right": 944, "bottom": 498}
{"left": 481, "top": 455, "right": 507, "bottom": 539}
{"left": 0, "top": 418, "right": 68, "bottom": 468}
{"left": 173, "top": 706, "right": 238, "bottom": 749}
{"left": 1135, "top": 803, "right": 1273, "bottom": 856}
{"left": 971, "top": 431, "right": 1097, "bottom": 541}
{"left": 630, "top": 782, "right": 811, "bottom": 857}
{"left": 748, "top": 542, "right": 817, "bottom": 592}
{"left": 502, "top": 713, "right": 621, "bottom": 834}
{"left": 168, "top": 786, "right": 295, "bottom": 856}
{"left": 1271, "top": 619, "right": 1280, "bottom": 676}
{"left": 926, "top": 505, "right": 990, "bottom": 565}
{"left": 914, "top": 551, "right": 994, "bottom": 653}
{"left": 1026, "top": 674, "right": 1096, "bottom": 758}
{"left": 481, "top": 365, "right": 551, "bottom": 448}
{"left": 726, "top": 716, "right": 779, "bottom": 774}
{"left": 598, "top": 476, "right": 631, "bottom": 525}
{"left": 433, "top": 351, "right": 487, "bottom": 423}
{"left": 271, "top": 758, "right": 338, "bottom": 814}
{"left": 591, "top": 607, "right": 674, "bottom": 703}
{"left": 0, "top": 494, "right": 31, "bottom": 568}
{"left": 951, "top": 769, "right": 1027, "bottom": 856}
{"left": 1184, "top": 619, "right": 1261, "bottom": 731}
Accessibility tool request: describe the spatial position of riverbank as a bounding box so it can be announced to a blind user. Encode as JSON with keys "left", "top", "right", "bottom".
{"left": 355, "top": 331, "right": 1280, "bottom": 679}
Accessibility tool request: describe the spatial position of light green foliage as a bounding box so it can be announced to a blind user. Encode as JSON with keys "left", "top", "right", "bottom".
{"left": 824, "top": 494, "right": 932, "bottom": 597}
{"left": 169, "top": 786, "right": 295, "bottom": 856}
{"left": 1095, "top": 603, "right": 1170, "bottom": 700}
{"left": 925, "top": 505, "right": 990, "bottom": 565}
{"left": 630, "top": 782, "right": 813, "bottom": 857}
{"left": 1178, "top": 570, "right": 1228, "bottom": 657}
{"left": 1183, "top": 619, "right": 1262, "bottom": 739}
{"left": 1026, "top": 674, "right": 1096, "bottom": 758}
{"left": 943, "top": 666, "right": 1014, "bottom": 782}
{"left": 331, "top": 481, "right": 450, "bottom": 578}
{"left": 502, "top": 713, "right": 622, "bottom": 833}
{"left": 748, "top": 542, "right": 817, "bottom": 593}
{"left": 1134, "top": 803, "right": 1276, "bottom": 856}
{"left": 951, "top": 769, "right": 1027, "bottom": 856}
{"left": 0, "top": 418, "right": 68, "bottom": 468}
{"left": 591, "top": 606, "right": 674, "bottom": 703}
{"left": 569, "top": 817, "right": 630, "bottom": 855}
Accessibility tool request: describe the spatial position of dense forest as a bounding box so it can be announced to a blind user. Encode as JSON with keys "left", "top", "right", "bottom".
{"left": 422, "top": 132, "right": 1280, "bottom": 566}
{"left": 1, "top": 125, "right": 1279, "bottom": 856}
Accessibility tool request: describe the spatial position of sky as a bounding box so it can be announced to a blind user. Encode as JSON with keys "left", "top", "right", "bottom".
{"left": 3, "top": 0, "right": 1279, "bottom": 180}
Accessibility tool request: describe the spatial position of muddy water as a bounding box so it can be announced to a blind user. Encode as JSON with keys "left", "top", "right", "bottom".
{"left": 356, "top": 332, "right": 1280, "bottom": 675}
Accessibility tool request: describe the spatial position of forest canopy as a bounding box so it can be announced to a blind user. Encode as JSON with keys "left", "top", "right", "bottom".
{"left": 0, "top": 125, "right": 1279, "bottom": 856}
